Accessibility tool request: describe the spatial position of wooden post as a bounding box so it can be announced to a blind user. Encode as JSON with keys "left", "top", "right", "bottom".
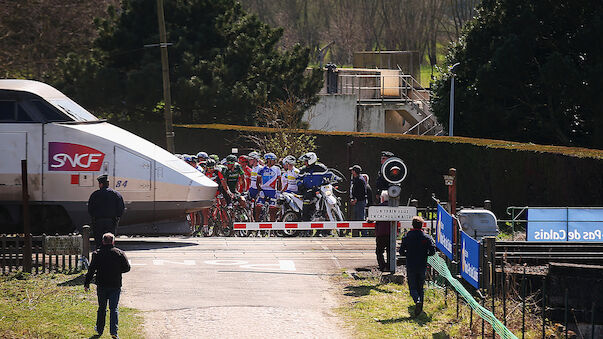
{"left": 21, "top": 160, "right": 32, "bottom": 273}
{"left": 483, "top": 236, "right": 496, "bottom": 295}
{"left": 82, "top": 225, "right": 91, "bottom": 262}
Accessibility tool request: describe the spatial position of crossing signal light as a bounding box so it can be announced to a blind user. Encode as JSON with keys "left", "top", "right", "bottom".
{"left": 381, "top": 157, "right": 407, "bottom": 185}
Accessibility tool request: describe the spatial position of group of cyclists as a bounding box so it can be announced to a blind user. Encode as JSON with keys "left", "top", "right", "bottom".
{"left": 177, "top": 150, "right": 335, "bottom": 233}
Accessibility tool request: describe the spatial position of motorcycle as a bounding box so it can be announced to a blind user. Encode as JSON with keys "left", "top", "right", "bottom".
{"left": 309, "top": 169, "right": 346, "bottom": 236}
{"left": 275, "top": 191, "right": 304, "bottom": 237}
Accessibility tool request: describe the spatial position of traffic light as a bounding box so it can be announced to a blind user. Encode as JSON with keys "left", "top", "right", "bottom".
{"left": 381, "top": 157, "right": 407, "bottom": 185}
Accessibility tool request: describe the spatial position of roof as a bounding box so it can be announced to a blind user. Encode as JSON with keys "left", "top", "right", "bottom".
{"left": 0, "top": 79, "right": 69, "bottom": 100}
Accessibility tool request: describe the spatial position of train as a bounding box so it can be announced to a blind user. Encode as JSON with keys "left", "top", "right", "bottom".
{"left": 0, "top": 79, "right": 217, "bottom": 235}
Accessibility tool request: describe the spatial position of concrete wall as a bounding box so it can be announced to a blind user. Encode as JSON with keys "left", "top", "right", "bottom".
{"left": 303, "top": 94, "right": 356, "bottom": 132}
{"left": 356, "top": 105, "right": 384, "bottom": 133}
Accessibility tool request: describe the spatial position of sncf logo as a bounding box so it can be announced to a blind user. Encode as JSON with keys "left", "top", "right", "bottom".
{"left": 48, "top": 142, "right": 105, "bottom": 171}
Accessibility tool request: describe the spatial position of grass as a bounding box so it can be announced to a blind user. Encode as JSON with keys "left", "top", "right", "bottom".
{"left": 335, "top": 273, "right": 558, "bottom": 338}
{"left": 0, "top": 272, "right": 143, "bottom": 339}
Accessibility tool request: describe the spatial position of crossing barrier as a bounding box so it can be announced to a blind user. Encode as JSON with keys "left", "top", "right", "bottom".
{"left": 232, "top": 220, "right": 416, "bottom": 230}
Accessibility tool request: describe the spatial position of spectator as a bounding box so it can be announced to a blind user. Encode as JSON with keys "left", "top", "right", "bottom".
{"left": 84, "top": 233, "right": 131, "bottom": 339}
{"left": 375, "top": 151, "right": 394, "bottom": 203}
{"left": 349, "top": 165, "right": 367, "bottom": 221}
{"left": 399, "top": 216, "right": 436, "bottom": 316}
{"left": 88, "top": 175, "right": 125, "bottom": 249}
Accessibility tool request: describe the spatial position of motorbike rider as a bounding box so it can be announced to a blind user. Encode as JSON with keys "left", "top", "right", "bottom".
{"left": 201, "top": 159, "right": 233, "bottom": 226}
{"left": 297, "top": 152, "right": 332, "bottom": 236}
{"left": 257, "top": 153, "right": 282, "bottom": 221}
{"left": 281, "top": 155, "right": 300, "bottom": 194}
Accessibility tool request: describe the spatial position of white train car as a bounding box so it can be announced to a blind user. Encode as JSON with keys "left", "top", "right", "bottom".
{"left": 0, "top": 79, "right": 217, "bottom": 235}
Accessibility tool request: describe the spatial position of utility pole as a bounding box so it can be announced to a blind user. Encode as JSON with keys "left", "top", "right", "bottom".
{"left": 448, "top": 63, "right": 460, "bottom": 137}
{"left": 156, "top": 0, "right": 175, "bottom": 153}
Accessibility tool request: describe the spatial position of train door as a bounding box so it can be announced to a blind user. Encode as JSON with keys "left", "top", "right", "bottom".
{"left": 114, "top": 146, "right": 153, "bottom": 225}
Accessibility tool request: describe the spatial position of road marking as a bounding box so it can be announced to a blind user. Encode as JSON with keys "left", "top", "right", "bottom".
{"left": 239, "top": 260, "right": 296, "bottom": 271}
{"left": 204, "top": 260, "right": 248, "bottom": 266}
{"left": 152, "top": 259, "right": 196, "bottom": 266}
{"left": 128, "top": 260, "right": 146, "bottom": 266}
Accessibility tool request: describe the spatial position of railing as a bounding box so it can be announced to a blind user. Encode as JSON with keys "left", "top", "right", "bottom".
{"left": 1, "top": 233, "right": 89, "bottom": 274}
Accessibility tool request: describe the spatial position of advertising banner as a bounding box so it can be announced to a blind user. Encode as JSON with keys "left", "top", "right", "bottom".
{"left": 436, "top": 204, "right": 454, "bottom": 260}
{"left": 461, "top": 231, "right": 480, "bottom": 289}
{"left": 527, "top": 208, "right": 603, "bottom": 242}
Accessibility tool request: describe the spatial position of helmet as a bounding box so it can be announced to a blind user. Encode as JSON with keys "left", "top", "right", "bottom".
{"left": 183, "top": 155, "right": 193, "bottom": 162}
{"left": 264, "top": 153, "right": 277, "bottom": 161}
{"left": 197, "top": 151, "right": 209, "bottom": 160}
{"left": 210, "top": 154, "right": 220, "bottom": 162}
{"left": 238, "top": 155, "right": 248, "bottom": 164}
{"left": 283, "top": 155, "right": 296, "bottom": 165}
{"left": 300, "top": 152, "right": 317, "bottom": 165}
{"left": 226, "top": 154, "right": 237, "bottom": 163}
{"left": 248, "top": 151, "right": 260, "bottom": 159}
{"left": 205, "top": 159, "right": 216, "bottom": 168}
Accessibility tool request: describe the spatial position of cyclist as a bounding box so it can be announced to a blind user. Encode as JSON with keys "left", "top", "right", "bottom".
{"left": 223, "top": 154, "right": 247, "bottom": 198}
{"left": 298, "top": 152, "right": 329, "bottom": 225}
{"left": 210, "top": 154, "right": 226, "bottom": 173}
{"left": 238, "top": 155, "right": 252, "bottom": 192}
{"left": 257, "top": 152, "right": 281, "bottom": 221}
{"left": 281, "top": 155, "right": 300, "bottom": 194}
{"left": 196, "top": 151, "right": 209, "bottom": 172}
{"left": 201, "top": 159, "right": 232, "bottom": 227}
{"left": 247, "top": 151, "right": 264, "bottom": 220}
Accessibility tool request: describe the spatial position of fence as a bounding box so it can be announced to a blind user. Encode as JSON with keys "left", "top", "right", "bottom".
{"left": 0, "top": 227, "right": 91, "bottom": 274}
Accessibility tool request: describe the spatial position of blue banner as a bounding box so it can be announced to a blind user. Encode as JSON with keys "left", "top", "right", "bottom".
{"left": 436, "top": 204, "right": 454, "bottom": 260}
{"left": 527, "top": 208, "right": 603, "bottom": 242}
{"left": 461, "top": 231, "right": 480, "bottom": 289}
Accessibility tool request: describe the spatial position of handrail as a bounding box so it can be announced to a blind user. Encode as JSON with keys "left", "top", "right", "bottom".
{"left": 404, "top": 113, "right": 434, "bottom": 134}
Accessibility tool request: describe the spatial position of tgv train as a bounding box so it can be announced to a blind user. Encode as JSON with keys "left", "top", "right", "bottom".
{"left": 0, "top": 80, "right": 217, "bottom": 235}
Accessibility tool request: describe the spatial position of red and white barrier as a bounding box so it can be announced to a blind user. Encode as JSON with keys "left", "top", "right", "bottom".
{"left": 233, "top": 220, "right": 415, "bottom": 230}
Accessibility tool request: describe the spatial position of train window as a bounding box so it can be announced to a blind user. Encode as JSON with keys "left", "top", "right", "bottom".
{"left": 0, "top": 101, "right": 16, "bottom": 120}
{"left": 30, "top": 100, "right": 70, "bottom": 122}
{"left": 16, "top": 104, "right": 33, "bottom": 122}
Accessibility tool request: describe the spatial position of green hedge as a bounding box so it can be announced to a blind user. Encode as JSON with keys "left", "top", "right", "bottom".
{"left": 115, "top": 122, "right": 603, "bottom": 219}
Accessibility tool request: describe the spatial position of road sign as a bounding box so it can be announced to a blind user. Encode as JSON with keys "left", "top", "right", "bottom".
{"left": 44, "top": 235, "right": 82, "bottom": 255}
{"left": 367, "top": 206, "right": 417, "bottom": 221}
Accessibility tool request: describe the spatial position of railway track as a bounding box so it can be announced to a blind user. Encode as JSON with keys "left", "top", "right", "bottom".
{"left": 494, "top": 241, "right": 603, "bottom": 265}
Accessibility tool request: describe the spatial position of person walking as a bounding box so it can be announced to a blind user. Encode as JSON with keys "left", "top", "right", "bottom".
{"left": 88, "top": 175, "right": 125, "bottom": 248}
{"left": 349, "top": 165, "right": 367, "bottom": 221}
{"left": 84, "top": 233, "right": 131, "bottom": 339}
{"left": 399, "top": 216, "right": 436, "bottom": 316}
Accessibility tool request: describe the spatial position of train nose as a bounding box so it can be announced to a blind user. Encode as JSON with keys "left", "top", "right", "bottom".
{"left": 187, "top": 174, "right": 218, "bottom": 204}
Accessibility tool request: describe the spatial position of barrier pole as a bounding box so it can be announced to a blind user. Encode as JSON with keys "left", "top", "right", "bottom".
{"left": 21, "top": 160, "right": 32, "bottom": 273}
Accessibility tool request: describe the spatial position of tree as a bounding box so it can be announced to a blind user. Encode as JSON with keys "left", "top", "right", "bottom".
{"left": 431, "top": 0, "right": 603, "bottom": 148}
{"left": 52, "top": 0, "right": 323, "bottom": 125}
{"left": 0, "top": 0, "right": 117, "bottom": 79}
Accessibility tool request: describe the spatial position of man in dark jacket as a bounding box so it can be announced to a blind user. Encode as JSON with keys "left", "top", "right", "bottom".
{"left": 374, "top": 192, "right": 390, "bottom": 271}
{"left": 84, "top": 233, "right": 131, "bottom": 338}
{"left": 88, "top": 175, "right": 125, "bottom": 248}
{"left": 399, "top": 216, "right": 436, "bottom": 316}
{"left": 375, "top": 151, "right": 393, "bottom": 202}
{"left": 349, "top": 165, "right": 367, "bottom": 221}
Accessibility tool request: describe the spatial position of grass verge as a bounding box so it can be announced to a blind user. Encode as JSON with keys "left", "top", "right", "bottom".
{"left": 336, "top": 272, "right": 556, "bottom": 338}
{"left": 0, "top": 272, "right": 143, "bottom": 339}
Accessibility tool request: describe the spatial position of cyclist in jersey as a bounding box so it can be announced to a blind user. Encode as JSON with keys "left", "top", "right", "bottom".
{"left": 238, "top": 155, "right": 252, "bottom": 192}
{"left": 281, "top": 155, "right": 300, "bottom": 193}
{"left": 201, "top": 159, "right": 232, "bottom": 226}
{"left": 196, "top": 151, "right": 209, "bottom": 173}
{"left": 223, "top": 154, "right": 246, "bottom": 195}
{"left": 247, "top": 151, "right": 264, "bottom": 220}
{"left": 257, "top": 152, "right": 281, "bottom": 221}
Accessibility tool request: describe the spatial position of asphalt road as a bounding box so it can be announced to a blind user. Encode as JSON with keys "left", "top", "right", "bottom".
{"left": 116, "top": 237, "right": 376, "bottom": 339}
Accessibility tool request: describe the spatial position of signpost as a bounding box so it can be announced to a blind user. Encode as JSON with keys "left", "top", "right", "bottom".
{"left": 367, "top": 206, "right": 417, "bottom": 221}
{"left": 380, "top": 157, "right": 408, "bottom": 273}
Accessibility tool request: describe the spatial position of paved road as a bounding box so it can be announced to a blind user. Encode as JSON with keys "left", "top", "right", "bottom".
{"left": 117, "top": 237, "right": 376, "bottom": 339}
